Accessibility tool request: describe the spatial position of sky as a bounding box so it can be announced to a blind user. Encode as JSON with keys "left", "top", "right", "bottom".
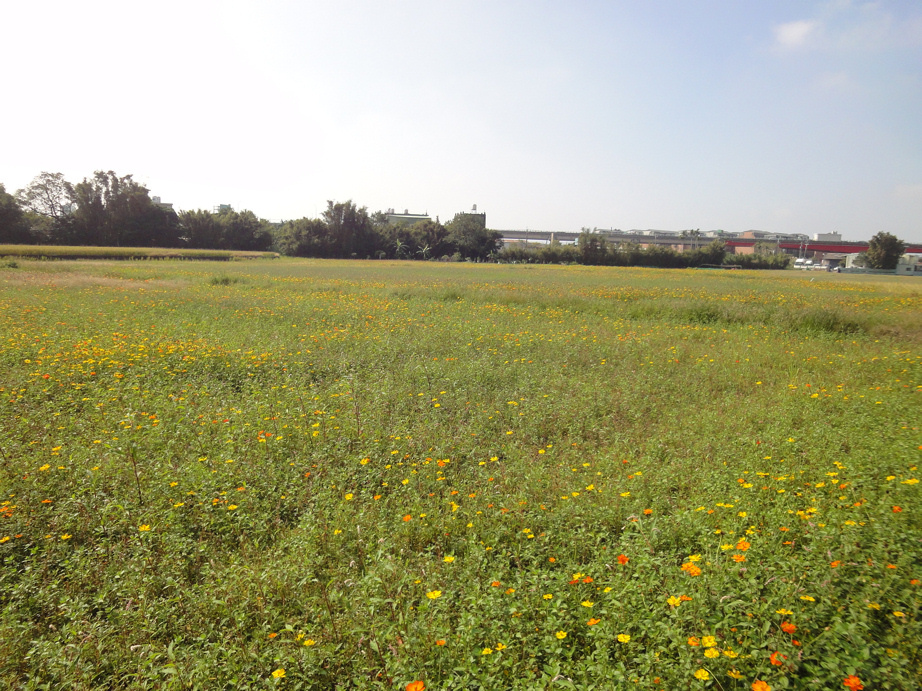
{"left": 3, "top": 0, "right": 922, "bottom": 241}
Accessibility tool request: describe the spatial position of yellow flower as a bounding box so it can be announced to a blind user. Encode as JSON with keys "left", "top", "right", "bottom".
{"left": 481, "top": 647, "right": 492, "bottom": 655}
{"left": 728, "top": 670, "right": 744, "bottom": 679}
{"left": 303, "top": 638, "right": 316, "bottom": 646}
{"left": 495, "top": 642, "right": 507, "bottom": 651}
{"left": 704, "top": 647, "right": 720, "bottom": 658}
{"left": 620, "top": 492, "right": 630, "bottom": 497}
{"left": 344, "top": 493, "right": 353, "bottom": 500}
{"left": 776, "top": 608, "right": 793, "bottom": 615}
{"left": 688, "top": 554, "right": 702, "bottom": 562}
{"left": 667, "top": 596, "right": 681, "bottom": 607}
{"left": 138, "top": 525, "right": 151, "bottom": 532}
{"left": 800, "top": 595, "right": 815, "bottom": 602}
{"left": 867, "top": 603, "right": 881, "bottom": 610}
{"left": 543, "top": 594, "right": 553, "bottom": 600}
{"left": 723, "top": 648, "right": 738, "bottom": 658}
{"left": 893, "top": 611, "right": 906, "bottom": 617}
{"left": 426, "top": 590, "right": 442, "bottom": 600}
{"left": 693, "top": 669, "right": 710, "bottom": 680}
{"left": 443, "top": 555, "right": 455, "bottom": 563}
{"left": 702, "top": 636, "right": 716, "bottom": 648}
{"left": 555, "top": 631, "right": 567, "bottom": 640}
{"left": 617, "top": 634, "right": 631, "bottom": 643}
{"left": 227, "top": 504, "right": 238, "bottom": 510}
{"left": 271, "top": 668, "right": 285, "bottom": 678}
{"left": 60, "top": 534, "right": 72, "bottom": 540}
{"left": 581, "top": 601, "right": 594, "bottom": 608}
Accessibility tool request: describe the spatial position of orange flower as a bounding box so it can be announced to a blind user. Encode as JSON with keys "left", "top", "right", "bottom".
{"left": 781, "top": 621, "right": 796, "bottom": 634}
{"left": 732, "top": 554, "right": 746, "bottom": 563}
{"left": 681, "top": 562, "right": 702, "bottom": 577}
{"left": 435, "top": 639, "right": 446, "bottom": 646}
{"left": 643, "top": 508, "right": 653, "bottom": 515}
{"left": 617, "top": 554, "right": 629, "bottom": 565}
{"left": 687, "top": 636, "right": 700, "bottom": 646}
{"left": 752, "top": 681, "right": 771, "bottom": 691}
{"left": 769, "top": 651, "right": 786, "bottom": 666}
{"left": 491, "top": 581, "right": 501, "bottom": 587}
{"left": 679, "top": 594, "right": 693, "bottom": 601}
{"left": 403, "top": 515, "right": 412, "bottom": 522}
{"left": 892, "top": 506, "right": 903, "bottom": 513}
{"left": 582, "top": 576, "right": 594, "bottom": 584}
{"left": 587, "top": 618, "right": 601, "bottom": 626}
{"left": 842, "top": 675, "right": 864, "bottom": 690}
{"left": 830, "top": 561, "right": 841, "bottom": 568}
{"left": 406, "top": 682, "right": 425, "bottom": 691}
{"left": 735, "top": 540, "right": 751, "bottom": 551}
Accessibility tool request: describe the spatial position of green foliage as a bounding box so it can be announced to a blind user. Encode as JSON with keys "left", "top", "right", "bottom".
{"left": 0, "top": 184, "right": 31, "bottom": 244}
{"left": 1, "top": 260, "right": 920, "bottom": 688}
{"left": 866, "top": 232, "right": 906, "bottom": 270}
{"left": 502, "top": 238, "right": 730, "bottom": 269}
{"left": 445, "top": 213, "right": 503, "bottom": 260}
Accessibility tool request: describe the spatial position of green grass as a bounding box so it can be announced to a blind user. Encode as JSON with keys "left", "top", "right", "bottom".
{"left": 0, "top": 244, "right": 279, "bottom": 260}
{"left": 1, "top": 259, "right": 920, "bottom": 689}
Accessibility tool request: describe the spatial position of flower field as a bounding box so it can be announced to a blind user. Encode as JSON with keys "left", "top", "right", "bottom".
{"left": 1, "top": 259, "right": 920, "bottom": 689}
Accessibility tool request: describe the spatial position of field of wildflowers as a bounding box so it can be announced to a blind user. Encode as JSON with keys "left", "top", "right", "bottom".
{"left": 0, "top": 258, "right": 919, "bottom": 689}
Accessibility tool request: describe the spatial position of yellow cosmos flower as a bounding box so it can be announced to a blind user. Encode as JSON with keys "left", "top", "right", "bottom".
{"left": 693, "top": 669, "right": 710, "bottom": 680}
{"left": 426, "top": 590, "right": 442, "bottom": 600}
{"left": 555, "top": 631, "right": 567, "bottom": 640}
{"left": 617, "top": 634, "right": 631, "bottom": 643}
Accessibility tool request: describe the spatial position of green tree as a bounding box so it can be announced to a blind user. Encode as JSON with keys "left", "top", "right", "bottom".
{"left": 70, "top": 171, "right": 180, "bottom": 246}
{"left": 445, "top": 213, "right": 502, "bottom": 260}
{"left": 323, "top": 200, "right": 376, "bottom": 258}
{"left": 179, "top": 209, "right": 224, "bottom": 249}
{"left": 0, "top": 183, "right": 32, "bottom": 244}
{"left": 865, "top": 232, "right": 906, "bottom": 270}
{"left": 215, "top": 209, "right": 273, "bottom": 251}
{"left": 272, "top": 217, "right": 331, "bottom": 256}
{"left": 577, "top": 231, "right": 608, "bottom": 264}
{"left": 15, "top": 172, "right": 75, "bottom": 243}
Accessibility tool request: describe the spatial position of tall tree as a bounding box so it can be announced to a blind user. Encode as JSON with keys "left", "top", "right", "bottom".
{"left": 865, "top": 231, "right": 906, "bottom": 270}
{"left": 179, "top": 209, "right": 225, "bottom": 249}
{"left": 272, "top": 217, "right": 331, "bottom": 256}
{"left": 322, "top": 200, "right": 377, "bottom": 258}
{"left": 15, "top": 172, "right": 75, "bottom": 243}
{"left": 445, "top": 212, "right": 502, "bottom": 260}
{"left": 215, "top": 209, "right": 273, "bottom": 251}
{"left": 68, "top": 171, "right": 181, "bottom": 246}
{"left": 0, "top": 183, "right": 32, "bottom": 244}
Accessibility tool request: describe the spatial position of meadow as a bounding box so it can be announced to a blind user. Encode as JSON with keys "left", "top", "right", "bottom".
{"left": 0, "top": 258, "right": 919, "bottom": 690}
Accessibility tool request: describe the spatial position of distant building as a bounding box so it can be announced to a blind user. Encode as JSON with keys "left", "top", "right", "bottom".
{"left": 152, "top": 196, "right": 173, "bottom": 210}
{"left": 897, "top": 255, "right": 922, "bottom": 275}
{"left": 813, "top": 231, "right": 842, "bottom": 242}
{"left": 386, "top": 208, "right": 430, "bottom": 225}
{"left": 215, "top": 204, "right": 233, "bottom": 213}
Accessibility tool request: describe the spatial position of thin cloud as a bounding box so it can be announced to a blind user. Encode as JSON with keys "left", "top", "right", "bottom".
{"left": 773, "top": 20, "right": 820, "bottom": 49}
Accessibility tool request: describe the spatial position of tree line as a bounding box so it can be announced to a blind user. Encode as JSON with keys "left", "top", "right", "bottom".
{"left": 0, "top": 171, "right": 503, "bottom": 260}
{"left": 0, "top": 170, "right": 909, "bottom": 269}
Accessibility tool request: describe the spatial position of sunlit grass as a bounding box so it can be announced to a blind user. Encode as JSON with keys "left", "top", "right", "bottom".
{"left": 0, "top": 259, "right": 919, "bottom": 689}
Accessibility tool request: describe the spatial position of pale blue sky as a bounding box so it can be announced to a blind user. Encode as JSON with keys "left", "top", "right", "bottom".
{"left": 4, "top": 0, "right": 921, "bottom": 241}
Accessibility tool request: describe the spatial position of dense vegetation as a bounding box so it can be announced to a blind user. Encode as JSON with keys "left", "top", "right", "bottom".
{"left": 1, "top": 259, "right": 919, "bottom": 689}
{"left": 3, "top": 170, "right": 792, "bottom": 268}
